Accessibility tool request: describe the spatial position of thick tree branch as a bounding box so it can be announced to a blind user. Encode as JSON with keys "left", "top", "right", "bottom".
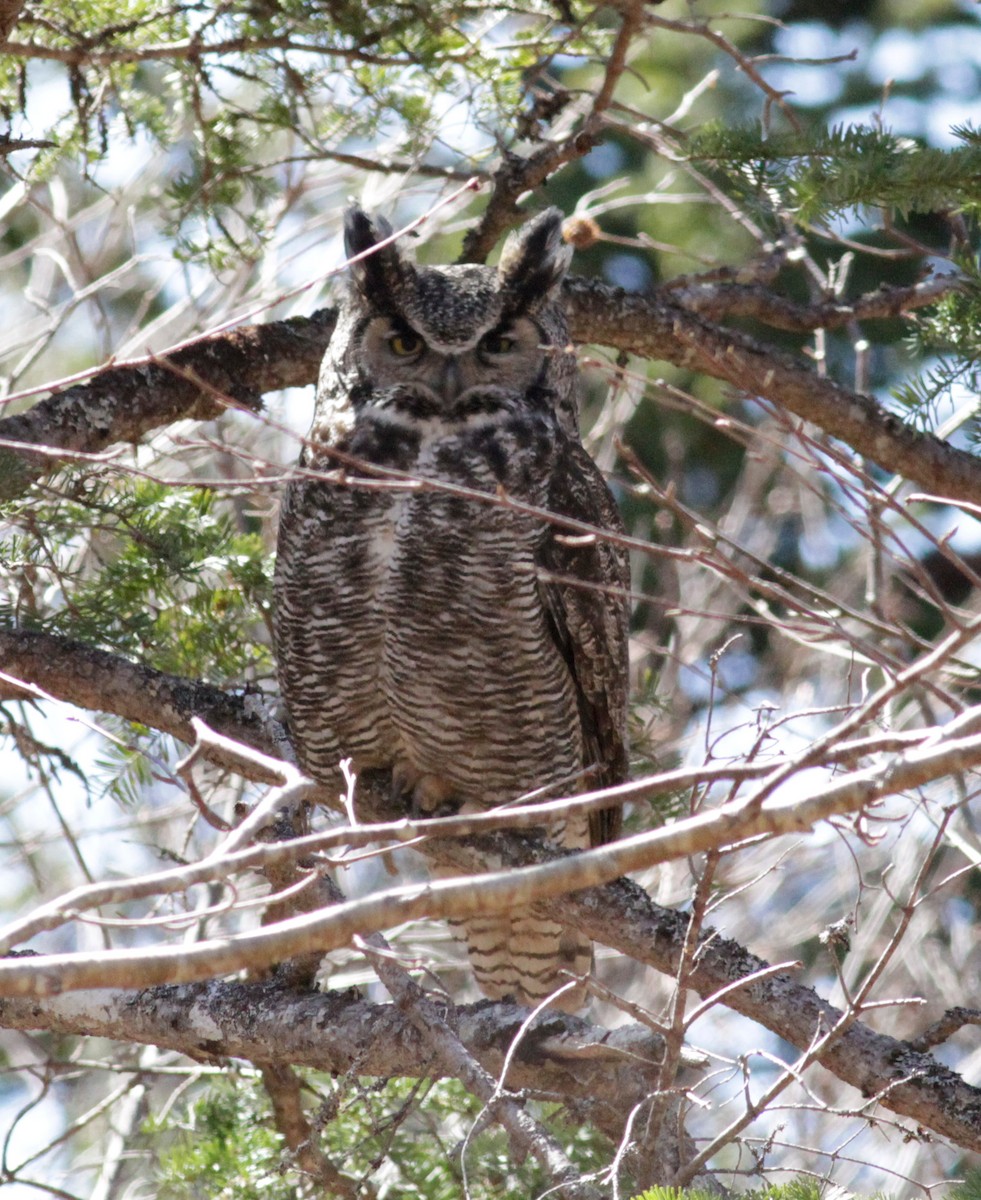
{"left": 0, "top": 982, "right": 672, "bottom": 1150}
{"left": 0, "top": 629, "right": 280, "bottom": 775}
{"left": 0, "top": 630, "right": 979, "bottom": 1152}
{"left": 562, "top": 276, "right": 981, "bottom": 502}
{"left": 2, "top": 275, "right": 977, "bottom": 505}
{"left": 4, "top": 623, "right": 981, "bottom": 987}
{"left": 2, "top": 786, "right": 978, "bottom": 1153}
{"left": 410, "top": 821, "right": 981, "bottom": 1159}
{"left": 0, "top": 309, "right": 335, "bottom": 501}
{"left": 6, "top": 716, "right": 981, "bottom": 996}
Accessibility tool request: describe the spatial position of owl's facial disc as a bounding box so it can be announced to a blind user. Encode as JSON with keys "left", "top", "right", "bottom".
{"left": 360, "top": 315, "right": 552, "bottom": 407}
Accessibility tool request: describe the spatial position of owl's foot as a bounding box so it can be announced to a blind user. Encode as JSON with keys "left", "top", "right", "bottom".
{"left": 392, "top": 763, "right": 461, "bottom": 820}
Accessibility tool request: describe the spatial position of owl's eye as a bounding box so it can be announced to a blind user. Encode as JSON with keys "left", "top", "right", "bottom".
{"left": 389, "top": 330, "right": 424, "bottom": 357}
{"left": 479, "top": 330, "right": 516, "bottom": 356}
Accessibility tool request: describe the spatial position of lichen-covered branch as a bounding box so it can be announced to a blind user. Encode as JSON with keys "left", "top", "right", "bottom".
{"left": 1, "top": 273, "right": 976, "bottom": 506}
{"left": 0, "top": 309, "right": 335, "bottom": 501}
{"left": 0, "top": 981, "right": 671, "bottom": 1150}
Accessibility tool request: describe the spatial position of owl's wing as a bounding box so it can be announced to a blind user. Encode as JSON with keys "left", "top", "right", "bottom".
{"left": 537, "top": 438, "right": 631, "bottom": 847}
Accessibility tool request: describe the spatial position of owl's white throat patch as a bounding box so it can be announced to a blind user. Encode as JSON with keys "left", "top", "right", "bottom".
{"left": 362, "top": 386, "right": 520, "bottom": 443}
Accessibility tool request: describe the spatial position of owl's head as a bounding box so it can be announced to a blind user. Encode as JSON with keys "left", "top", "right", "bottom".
{"left": 328, "top": 206, "right": 580, "bottom": 436}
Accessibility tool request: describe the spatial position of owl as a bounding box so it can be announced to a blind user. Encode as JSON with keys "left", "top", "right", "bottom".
{"left": 274, "top": 206, "right": 630, "bottom": 1011}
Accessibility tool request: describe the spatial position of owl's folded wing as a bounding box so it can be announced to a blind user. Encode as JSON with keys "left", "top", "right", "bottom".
{"left": 537, "top": 438, "right": 631, "bottom": 847}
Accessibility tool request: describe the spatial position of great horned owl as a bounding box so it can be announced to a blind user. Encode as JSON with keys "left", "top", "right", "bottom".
{"left": 274, "top": 206, "right": 630, "bottom": 1011}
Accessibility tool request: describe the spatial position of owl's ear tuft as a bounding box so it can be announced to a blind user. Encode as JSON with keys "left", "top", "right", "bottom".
{"left": 343, "top": 207, "right": 411, "bottom": 305}
{"left": 497, "top": 208, "right": 572, "bottom": 313}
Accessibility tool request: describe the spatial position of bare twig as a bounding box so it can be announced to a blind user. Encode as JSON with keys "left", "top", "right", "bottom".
{"left": 910, "top": 1007, "right": 981, "bottom": 1053}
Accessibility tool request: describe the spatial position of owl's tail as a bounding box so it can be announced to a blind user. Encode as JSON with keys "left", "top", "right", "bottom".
{"left": 458, "top": 910, "right": 592, "bottom": 1012}
{"left": 446, "top": 806, "right": 593, "bottom": 1012}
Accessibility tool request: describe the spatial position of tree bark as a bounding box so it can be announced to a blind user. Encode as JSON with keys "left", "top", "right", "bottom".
{"left": 1, "top": 276, "right": 976, "bottom": 502}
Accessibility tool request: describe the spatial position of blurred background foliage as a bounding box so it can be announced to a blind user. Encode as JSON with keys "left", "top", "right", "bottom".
{"left": 2, "top": 0, "right": 981, "bottom": 1195}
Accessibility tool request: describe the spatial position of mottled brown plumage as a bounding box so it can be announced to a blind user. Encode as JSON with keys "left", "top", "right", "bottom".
{"left": 274, "top": 207, "right": 630, "bottom": 1010}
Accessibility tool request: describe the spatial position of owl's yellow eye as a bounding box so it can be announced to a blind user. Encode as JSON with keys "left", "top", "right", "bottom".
{"left": 389, "top": 330, "right": 424, "bottom": 357}
{"left": 480, "top": 330, "right": 516, "bottom": 356}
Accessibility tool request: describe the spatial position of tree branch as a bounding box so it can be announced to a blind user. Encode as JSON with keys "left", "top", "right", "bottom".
{"left": 0, "top": 629, "right": 280, "bottom": 773}
{"left": 358, "top": 927, "right": 607, "bottom": 1199}
{"left": 562, "top": 276, "right": 981, "bottom": 503}
{"left": 666, "top": 273, "right": 960, "bottom": 331}
{"left": 457, "top": 0, "right": 646, "bottom": 263}
{"left": 0, "top": 309, "right": 335, "bottom": 502}
{"left": 0, "top": 981, "right": 673, "bottom": 1152}
{"left": 0, "top": 632, "right": 979, "bottom": 1151}
{"left": 259, "top": 1062, "right": 362, "bottom": 1198}
{"left": 2, "top": 274, "right": 977, "bottom": 506}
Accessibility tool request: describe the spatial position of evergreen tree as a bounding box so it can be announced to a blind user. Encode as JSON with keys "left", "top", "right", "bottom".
{"left": 2, "top": 0, "right": 981, "bottom": 1194}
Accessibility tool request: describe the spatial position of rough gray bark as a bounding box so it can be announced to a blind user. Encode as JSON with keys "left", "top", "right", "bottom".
{"left": 0, "top": 308, "right": 336, "bottom": 500}
{"left": 0, "top": 275, "right": 974, "bottom": 502}
{"left": 0, "top": 630, "right": 280, "bottom": 776}
{"left": 0, "top": 630, "right": 978, "bottom": 1156}
{"left": 0, "top": 980, "right": 677, "bottom": 1153}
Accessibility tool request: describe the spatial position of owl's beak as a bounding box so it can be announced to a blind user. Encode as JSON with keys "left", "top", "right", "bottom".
{"left": 439, "top": 356, "right": 464, "bottom": 402}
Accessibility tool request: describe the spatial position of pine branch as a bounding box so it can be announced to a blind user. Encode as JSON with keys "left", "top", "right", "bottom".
{"left": 690, "top": 123, "right": 981, "bottom": 219}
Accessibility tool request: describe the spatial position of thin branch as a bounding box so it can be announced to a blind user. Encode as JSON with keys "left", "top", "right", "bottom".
{"left": 667, "top": 274, "right": 962, "bottom": 332}
{"left": 458, "top": 0, "right": 646, "bottom": 263}
{"left": 0, "top": 35, "right": 445, "bottom": 68}
{"left": 646, "top": 13, "right": 804, "bottom": 133}
{"left": 909, "top": 1008, "right": 981, "bottom": 1053}
{"left": 1, "top": 707, "right": 981, "bottom": 996}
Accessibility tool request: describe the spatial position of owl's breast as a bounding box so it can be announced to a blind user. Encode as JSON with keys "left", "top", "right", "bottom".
{"left": 376, "top": 408, "right": 585, "bottom": 807}
{"left": 277, "top": 396, "right": 585, "bottom": 804}
{"left": 273, "top": 415, "right": 419, "bottom": 780}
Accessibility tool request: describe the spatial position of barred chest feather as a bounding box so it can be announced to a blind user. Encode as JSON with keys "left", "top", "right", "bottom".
{"left": 274, "top": 389, "right": 584, "bottom": 810}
